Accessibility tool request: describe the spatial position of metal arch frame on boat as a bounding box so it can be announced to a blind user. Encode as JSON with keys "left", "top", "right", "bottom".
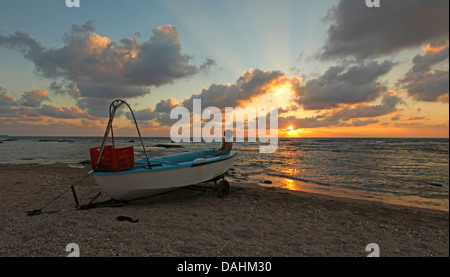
{"left": 95, "top": 99, "right": 151, "bottom": 171}
{"left": 26, "top": 99, "right": 152, "bottom": 216}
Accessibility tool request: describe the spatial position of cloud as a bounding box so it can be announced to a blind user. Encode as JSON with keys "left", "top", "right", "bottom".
{"left": 406, "top": 116, "right": 427, "bottom": 121}
{"left": 0, "top": 21, "right": 213, "bottom": 117}
{"left": 391, "top": 114, "right": 401, "bottom": 121}
{"left": 0, "top": 22, "right": 202, "bottom": 86}
{"left": 125, "top": 98, "right": 180, "bottom": 127}
{"left": 0, "top": 87, "right": 18, "bottom": 115}
{"left": 398, "top": 41, "right": 449, "bottom": 102}
{"left": 76, "top": 97, "right": 112, "bottom": 118}
{"left": 73, "top": 81, "right": 150, "bottom": 116}
{"left": 0, "top": 30, "right": 45, "bottom": 61}
{"left": 124, "top": 25, "right": 200, "bottom": 87}
{"left": 332, "top": 93, "right": 403, "bottom": 121}
{"left": 127, "top": 106, "right": 159, "bottom": 122}
{"left": 28, "top": 104, "right": 91, "bottom": 119}
{"left": 182, "top": 68, "right": 288, "bottom": 109}
{"left": 49, "top": 81, "right": 80, "bottom": 98}
{"left": 351, "top": 118, "right": 379, "bottom": 127}
{"left": 14, "top": 104, "right": 90, "bottom": 119}
{"left": 155, "top": 98, "right": 179, "bottom": 113}
{"left": 278, "top": 104, "right": 300, "bottom": 115}
{"left": 20, "top": 88, "right": 49, "bottom": 107}
{"left": 0, "top": 86, "right": 91, "bottom": 119}
{"left": 280, "top": 93, "right": 404, "bottom": 129}
{"left": 293, "top": 61, "right": 394, "bottom": 110}
{"left": 126, "top": 69, "right": 294, "bottom": 127}
{"left": 149, "top": 66, "right": 402, "bottom": 130}
{"left": 199, "top": 58, "right": 217, "bottom": 73}
{"left": 321, "top": 0, "right": 449, "bottom": 60}
{"left": 0, "top": 117, "right": 104, "bottom": 136}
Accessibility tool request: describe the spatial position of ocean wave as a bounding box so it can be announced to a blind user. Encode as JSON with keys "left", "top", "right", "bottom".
{"left": 265, "top": 172, "right": 333, "bottom": 187}
{"left": 358, "top": 140, "right": 449, "bottom": 146}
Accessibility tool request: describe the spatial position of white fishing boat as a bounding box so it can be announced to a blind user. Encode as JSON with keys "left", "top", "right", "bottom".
{"left": 90, "top": 99, "right": 237, "bottom": 201}
{"left": 93, "top": 150, "right": 236, "bottom": 200}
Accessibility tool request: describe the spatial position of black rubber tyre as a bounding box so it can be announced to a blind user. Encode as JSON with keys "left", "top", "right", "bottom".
{"left": 217, "top": 179, "right": 230, "bottom": 198}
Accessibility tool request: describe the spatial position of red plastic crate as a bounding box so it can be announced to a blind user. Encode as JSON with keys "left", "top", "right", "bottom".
{"left": 90, "top": 145, "right": 134, "bottom": 172}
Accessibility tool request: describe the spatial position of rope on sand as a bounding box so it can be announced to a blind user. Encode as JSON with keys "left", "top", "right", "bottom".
{"left": 25, "top": 172, "right": 92, "bottom": 216}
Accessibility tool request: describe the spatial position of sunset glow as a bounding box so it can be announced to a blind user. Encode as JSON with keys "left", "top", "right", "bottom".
{"left": 0, "top": 1, "right": 448, "bottom": 138}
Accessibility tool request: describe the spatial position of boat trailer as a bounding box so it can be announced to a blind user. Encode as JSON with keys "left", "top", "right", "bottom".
{"left": 26, "top": 174, "right": 230, "bottom": 216}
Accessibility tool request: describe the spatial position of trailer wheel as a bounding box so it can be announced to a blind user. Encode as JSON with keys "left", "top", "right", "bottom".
{"left": 217, "top": 179, "right": 229, "bottom": 198}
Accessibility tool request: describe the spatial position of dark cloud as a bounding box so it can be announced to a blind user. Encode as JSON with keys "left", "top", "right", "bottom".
{"left": 20, "top": 89, "right": 50, "bottom": 107}
{"left": 278, "top": 104, "right": 300, "bottom": 115}
{"left": 0, "top": 22, "right": 211, "bottom": 117}
{"left": 128, "top": 106, "right": 159, "bottom": 121}
{"left": 125, "top": 98, "right": 179, "bottom": 127}
{"left": 391, "top": 114, "right": 401, "bottom": 121}
{"left": 155, "top": 98, "right": 179, "bottom": 113}
{"left": 124, "top": 25, "right": 199, "bottom": 87}
{"left": 0, "top": 31, "right": 45, "bottom": 61}
{"left": 321, "top": 0, "right": 449, "bottom": 60}
{"left": 76, "top": 97, "right": 112, "bottom": 118}
{"left": 0, "top": 22, "right": 202, "bottom": 87}
{"left": 410, "top": 42, "right": 449, "bottom": 73}
{"left": 280, "top": 93, "right": 403, "bottom": 129}
{"left": 333, "top": 93, "right": 404, "bottom": 120}
{"left": 0, "top": 87, "right": 18, "bottom": 115}
{"left": 199, "top": 58, "right": 217, "bottom": 73}
{"left": 1, "top": 85, "right": 94, "bottom": 120}
{"left": 293, "top": 61, "right": 394, "bottom": 110}
{"left": 351, "top": 118, "right": 379, "bottom": 127}
{"left": 398, "top": 42, "right": 449, "bottom": 102}
{"left": 49, "top": 81, "right": 80, "bottom": 98}
{"left": 406, "top": 116, "right": 427, "bottom": 121}
{"left": 33, "top": 104, "right": 91, "bottom": 119}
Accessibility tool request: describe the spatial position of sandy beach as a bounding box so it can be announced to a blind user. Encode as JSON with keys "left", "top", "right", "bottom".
{"left": 0, "top": 164, "right": 448, "bottom": 257}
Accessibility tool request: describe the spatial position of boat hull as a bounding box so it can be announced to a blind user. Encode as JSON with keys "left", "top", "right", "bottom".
{"left": 93, "top": 151, "right": 236, "bottom": 200}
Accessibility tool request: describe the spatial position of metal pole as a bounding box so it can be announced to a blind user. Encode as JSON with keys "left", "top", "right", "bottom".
{"left": 71, "top": 185, "right": 80, "bottom": 208}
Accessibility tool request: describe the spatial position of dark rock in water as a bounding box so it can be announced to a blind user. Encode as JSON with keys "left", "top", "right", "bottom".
{"left": 129, "top": 140, "right": 135, "bottom": 143}
{"left": 38, "top": 139, "right": 73, "bottom": 142}
{"left": 154, "top": 144, "right": 183, "bottom": 148}
{"left": 425, "top": 182, "right": 443, "bottom": 187}
{"left": 262, "top": 180, "right": 272, "bottom": 184}
{"left": 78, "top": 159, "right": 91, "bottom": 165}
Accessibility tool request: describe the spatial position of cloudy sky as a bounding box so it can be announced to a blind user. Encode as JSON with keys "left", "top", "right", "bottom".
{"left": 0, "top": 0, "right": 448, "bottom": 137}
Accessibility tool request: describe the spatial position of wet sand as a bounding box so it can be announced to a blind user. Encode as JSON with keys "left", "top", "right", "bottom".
{"left": 0, "top": 164, "right": 448, "bottom": 257}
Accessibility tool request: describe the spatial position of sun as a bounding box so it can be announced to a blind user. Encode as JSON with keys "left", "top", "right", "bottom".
{"left": 282, "top": 125, "right": 310, "bottom": 138}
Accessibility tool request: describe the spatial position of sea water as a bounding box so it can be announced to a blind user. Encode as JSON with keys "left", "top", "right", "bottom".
{"left": 0, "top": 136, "right": 448, "bottom": 211}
